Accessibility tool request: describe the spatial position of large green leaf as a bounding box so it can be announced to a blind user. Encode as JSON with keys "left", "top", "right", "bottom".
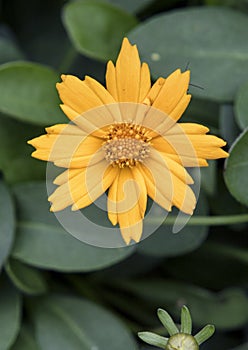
{"left": 62, "top": 0, "right": 138, "bottom": 61}
{"left": 0, "top": 114, "right": 46, "bottom": 183}
{"left": 219, "top": 104, "right": 240, "bottom": 147}
{"left": 33, "top": 295, "right": 138, "bottom": 350}
{"left": 224, "top": 129, "right": 248, "bottom": 207}
{"left": 164, "top": 242, "right": 248, "bottom": 290}
{"left": 129, "top": 7, "right": 248, "bottom": 102}
{"left": 119, "top": 279, "right": 248, "bottom": 329}
{"left": 200, "top": 161, "right": 217, "bottom": 196}
{"left": 0, "top": 34, "right": 24, "bottom": 64}
{"left": 5, "top": 259, "right": 47, "bottom": 295}
{"left": 0, "top": 62, "right": 65, "bottom": 125}
{"left": 106, "top": 0, "right": 153, "bottom": 13}
{"left": 0, "top": 181, "right": 15, "bottom": 268}
{"left": 0, "top": 277, "right": 22, "bottom": 350}
{"left": 137, "top": 193, "right": 208, "bottom": 257}
{"left": 234, "top": 81, "right": 248, "bottom": 129}
{"left": 11, "top": 325, "right": 40, "bottom": 350}
{"left": 11, "top": 182, "right": 133, "bottom": 271}
{"left": 231, "top": 343, "right": 248, "bottom": 350}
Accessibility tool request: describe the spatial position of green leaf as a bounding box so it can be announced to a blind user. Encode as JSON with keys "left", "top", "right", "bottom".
{"left": 230, "top": 343, "right": 248, "bottom": 350}
{"left": 62, "top": 0, "right": 138, "bottom": 61}
{"left": 224, "top": 129, "right": 248, "bottom": 207}
{"left": 11, "top": 182, "right": 134, "bottom": 271}
{"left": 164, "top": 241, "right": 248, "bottom": 290}
{"left": 200, "top": 161, "right": 217, "bottom": 196}
{"left": 0, "top": 62, "right": 66, "bottom": 125}
{"left": 32, "top": 295, "right": 138, "bottom": 350}
{"left": 0, "top": 277, "right": 22, "bottom": 350}
{"left": 0, "top": 180, "right": 15, "bottom": 268}
{"left": 210, "top": 170, "right": 247, "bottom": 216}
{"left": 5, "top": 259, "right": 47, "bottom": 295}
{"left": 129, "top": 7, "right": 248, "bottom": 102}
{"left": 137, "top": 193, "right": 208, "bottom": 257}
{"left": 0, "top": 34, "right": 24, "bottom": 64}
{"left": 10, "top": 325, "right": 40, "bottom": 350}
{"left": 106, "top": 0, "right": 153, "bottom": 13}
{"left": 219, "top": 104, "right": 240, "bottom": 147}
{"left": 0, "top": 114, "right": 46, "bottom": 183}
{"left": 119, "top": 279, "right": 248, "bottom": 329}
{"left": 183, "top": 98, "right": 220, "bottom": 129}
{"left": 234, "top": 81, "right": 248, "bottom": 129}
{"left": 138, "top": 332, "right": 168, "bottom": 348}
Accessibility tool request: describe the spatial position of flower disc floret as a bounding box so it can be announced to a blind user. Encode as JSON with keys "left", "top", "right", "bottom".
{"left": 103, "top": 122, "right": 151, "bottom": 168}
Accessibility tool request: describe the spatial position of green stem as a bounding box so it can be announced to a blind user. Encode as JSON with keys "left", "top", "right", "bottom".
{"left": 147, "top": 214, "right": 248, "bottom": 226}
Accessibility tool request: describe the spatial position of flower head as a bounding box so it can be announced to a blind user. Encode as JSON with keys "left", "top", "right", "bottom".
{"left": 138, "top": 306, "right": 215, "bottom": 349}
{"left": 28, "top": 38, "right": 228, "bottom": 245}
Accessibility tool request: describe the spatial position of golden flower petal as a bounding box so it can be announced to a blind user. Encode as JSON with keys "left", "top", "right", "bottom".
{"left": 107, "top": 170, "right": 120, "bottom": 226}
{"left": 143, "top": 77, "right": 166, "bottom": 106}
{"left": 143, "top": 148, "right": 196, "bottom": 214}
{"left": 118, "top": 219, "right": 143, "bottom": 245}
{"left": 53, "top": 168, "right": 79, "bottom": 186}
{"left": 49, "top": 160, "right": 117, "bottom": 211}
{"left": 106, "top": 38, "right": 151, "bottom": 103}
{"left": 165, "top": 133, "right": 229, "bottom": 159}
{"left": 57, "top": 75, "right": 120, "bottom": 135}
{"left": 29, "top": 131, "right": 103, "bottom": 168}
{"left": 142, "top": 149, "right": 176, "bottom": 211}
{"left": 137, "top": 163, "right": 172, "bottom": 212}
{"left": 165, "top": 153, "right": 209, "bottom": 167}
{"left": 159, "top": 155, "right": 194, "bottom": 185}
{"left": 110, "top": 167, "right": 147, "bottom": 244}
{"left": 57, "top": 74, "right": 115, "bottom": 113}
{"left": 139, "top": 63, "right": 151, "bottom": 102}
{"left": 115, "top": 38, "right": 141, "bottom": 102}
{"left": 72, "top": 164, "right": 119, "bottom": 210}
{"left": 168, "top": 94, "right": 191, "bottom": 122}
{"left": 45, "top": 124, "right": 86, "bottom": 136}
{"left": 106, "top": 61, "right": 118, "bottom": 101}
{"left": 152, "top": 69, "right": 190, "bottom": 121}
{"left": 166, "top": 123, "right": 209, "bottom": 135}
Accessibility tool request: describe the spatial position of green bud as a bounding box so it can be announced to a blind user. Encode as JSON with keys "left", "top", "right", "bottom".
{"left": 166, "top": 333, "right": 199, "bottom": 350}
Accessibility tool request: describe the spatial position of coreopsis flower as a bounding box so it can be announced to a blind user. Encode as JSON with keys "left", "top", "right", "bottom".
{"left": 28, "top": 38, "right": 228, "bottom": 244}
{"left": 138, "top": 306, "right": 215, "bottom": 349}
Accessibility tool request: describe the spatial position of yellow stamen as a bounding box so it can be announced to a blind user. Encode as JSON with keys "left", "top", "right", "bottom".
{"left": 103, "top": 122, "right": 151, "bottom": 168}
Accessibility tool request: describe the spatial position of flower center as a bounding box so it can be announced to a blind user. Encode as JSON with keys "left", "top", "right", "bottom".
{"left": 103, "top": 122, "right": 151, "bottom": 168}
{"left": 166, "top": 334, "right": 199, "bottom": 350}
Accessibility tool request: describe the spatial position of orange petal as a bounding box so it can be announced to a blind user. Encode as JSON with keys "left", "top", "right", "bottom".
{"left": 106, "top": 61, "right": 118, "bottom": 101}
{"left": 115, "top": 167, "right": 146, "bottom": 244}
{"left": 143, "top": 77, "right": 166, "bottom": 106}
{"left": 106, "top": 38, "right": 150, "bottom": 104}
{"left": 143, "top": 148, "right": 196, "bottom": 215}
{"left": 141, "top": 151, "right": 174, "bottom": 212}
{"left": 107, "top": 170, "right": 120, "bottom": 226}
{"left": 29, "top": 128, "right": 104, "bottom": 168}
{"left": 115, "top": 38, "right": 141, "bottom": 102}
{"left": 165, "top": 133, "right": 228, "bottom": 160}
{"left": 72, "top": 164, "right": 119, "bottom": 210}
{"left": 152, "top": 69, "right": 190, "bottom": 121}
{"left": 57, "top": 74, "right": 114, "bottom": 113}
{"left": 139, "top": 63, "right": 151, "bottom": 102}
{"left": 49, "top": 161, "right": 117, "bottom": 211}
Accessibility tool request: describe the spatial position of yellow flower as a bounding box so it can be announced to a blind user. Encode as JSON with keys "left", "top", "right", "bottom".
{"left": 28, "top": 38, "right": 228, "bottom": 245}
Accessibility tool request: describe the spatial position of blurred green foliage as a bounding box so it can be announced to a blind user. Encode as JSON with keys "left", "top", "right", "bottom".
{"left": 0, "top": 0, "right": 248, "bottom": 349}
